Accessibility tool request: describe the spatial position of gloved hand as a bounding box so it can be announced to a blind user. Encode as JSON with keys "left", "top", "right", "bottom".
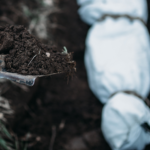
{"left": 77, "top": 0, "right": 150, "bottom": 149}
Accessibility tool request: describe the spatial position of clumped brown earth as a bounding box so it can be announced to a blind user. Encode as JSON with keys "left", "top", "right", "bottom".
{"left": 0, "top": 25, "right": 76, "bottom": 75}
{"left": 0, "top": 0, "right": 150, "bottom": 150}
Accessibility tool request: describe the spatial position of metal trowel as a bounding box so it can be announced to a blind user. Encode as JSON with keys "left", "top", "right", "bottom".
{"left": 0, "top": 55, "right": 63, "bottom": 86}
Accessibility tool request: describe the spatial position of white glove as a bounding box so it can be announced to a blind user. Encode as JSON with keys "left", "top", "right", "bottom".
{"left": 77, "top": 0, "right": 150, "bottom": 149}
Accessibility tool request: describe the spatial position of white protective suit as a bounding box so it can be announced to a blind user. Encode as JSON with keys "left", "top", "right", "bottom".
{"left": 77, "top": 0, "right": 150, "bottom": 150}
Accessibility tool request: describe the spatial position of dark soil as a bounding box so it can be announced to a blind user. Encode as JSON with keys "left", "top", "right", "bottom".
{"left": 48, "top": 0, "right": 90, "bottom": 52}
{"left": 0, "top": 0, "right": 41, "bottom": 27}
{"left": 0, "top": 0, "right": 28, "bottom": 26}
{"left": 0, "top": 25, "right": 76, "bottom": 75}
{"left": 1, "top": 0, "right": 150, "bottom": 150}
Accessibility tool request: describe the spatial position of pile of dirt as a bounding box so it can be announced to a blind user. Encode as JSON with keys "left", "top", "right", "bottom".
{"left": 0, "top": 25, "right": 76, "bottom": 75}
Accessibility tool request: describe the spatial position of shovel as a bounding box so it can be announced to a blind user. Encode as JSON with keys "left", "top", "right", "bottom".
{"left": 0, "top": 55, "right": 66, "bottom": 86}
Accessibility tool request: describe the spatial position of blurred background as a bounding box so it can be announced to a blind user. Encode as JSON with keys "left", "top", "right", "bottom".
{"left": 0, "top": 0, "right": 150, "bottom": 150}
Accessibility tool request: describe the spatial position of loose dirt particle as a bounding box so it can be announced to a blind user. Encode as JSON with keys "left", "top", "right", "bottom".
{"left": 46, "top": 52, "right": 50, "bottom": 57}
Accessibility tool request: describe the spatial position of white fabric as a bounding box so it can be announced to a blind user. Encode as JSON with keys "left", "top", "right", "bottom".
{"left": 85, "top": 18, "right": 150, "bottom": 104}
{"left": 77, "top": 0, "right": 148, "bottom": 25}
{"left": 102, "top": 93, "right": 150, "bottom": 150}
{"left": 77, "top": 0, "right": 150, "bottom": 150}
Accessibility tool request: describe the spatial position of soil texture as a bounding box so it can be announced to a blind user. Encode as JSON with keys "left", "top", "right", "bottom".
{"left": 0, "top": 25, "right": 76, "bottom": 75}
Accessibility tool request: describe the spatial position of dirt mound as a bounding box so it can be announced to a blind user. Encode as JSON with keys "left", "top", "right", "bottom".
{"left": 0, "top": 25, "right": 76, "bottom": 75}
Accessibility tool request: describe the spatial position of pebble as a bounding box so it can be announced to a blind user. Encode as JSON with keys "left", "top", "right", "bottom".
{"left": 46, "top": 52, "right": 50, "bottom": 57}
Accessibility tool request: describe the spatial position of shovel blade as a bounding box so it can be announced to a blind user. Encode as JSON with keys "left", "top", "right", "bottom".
{"left": 0, "top": 55, "right": 36, "bottom": 86}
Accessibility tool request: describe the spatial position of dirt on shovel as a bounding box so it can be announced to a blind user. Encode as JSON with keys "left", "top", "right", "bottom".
{"left": 0, "top": 25, "right": 76, "bottom": 77}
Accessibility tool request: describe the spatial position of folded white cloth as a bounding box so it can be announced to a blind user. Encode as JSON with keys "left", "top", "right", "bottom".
{"left": 77, "top": 0, "right": 150, "bottom": 149}
{"left": 102, "top": 92, "right": 150, "bottom": 150}
{"left": 77, "top": 0, "right": 148, "bottom": 25}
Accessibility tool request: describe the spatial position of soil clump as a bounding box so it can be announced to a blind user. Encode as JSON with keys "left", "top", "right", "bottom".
{"left": 0, "top": 25, "right": 76, "bottom": 76}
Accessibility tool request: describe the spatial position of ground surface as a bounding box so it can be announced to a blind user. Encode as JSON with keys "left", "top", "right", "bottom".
{"left": 1, "top": 0, "right": 150, "bottom": 150}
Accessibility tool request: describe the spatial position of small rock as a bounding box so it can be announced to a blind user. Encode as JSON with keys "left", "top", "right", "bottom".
{"left": 46, "top": 52, "right": 50, "bottom": 57}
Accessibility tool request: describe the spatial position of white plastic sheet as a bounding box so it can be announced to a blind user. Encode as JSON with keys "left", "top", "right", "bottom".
{"left": 77, "top": 0, "right": 150, "bottom": 149}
